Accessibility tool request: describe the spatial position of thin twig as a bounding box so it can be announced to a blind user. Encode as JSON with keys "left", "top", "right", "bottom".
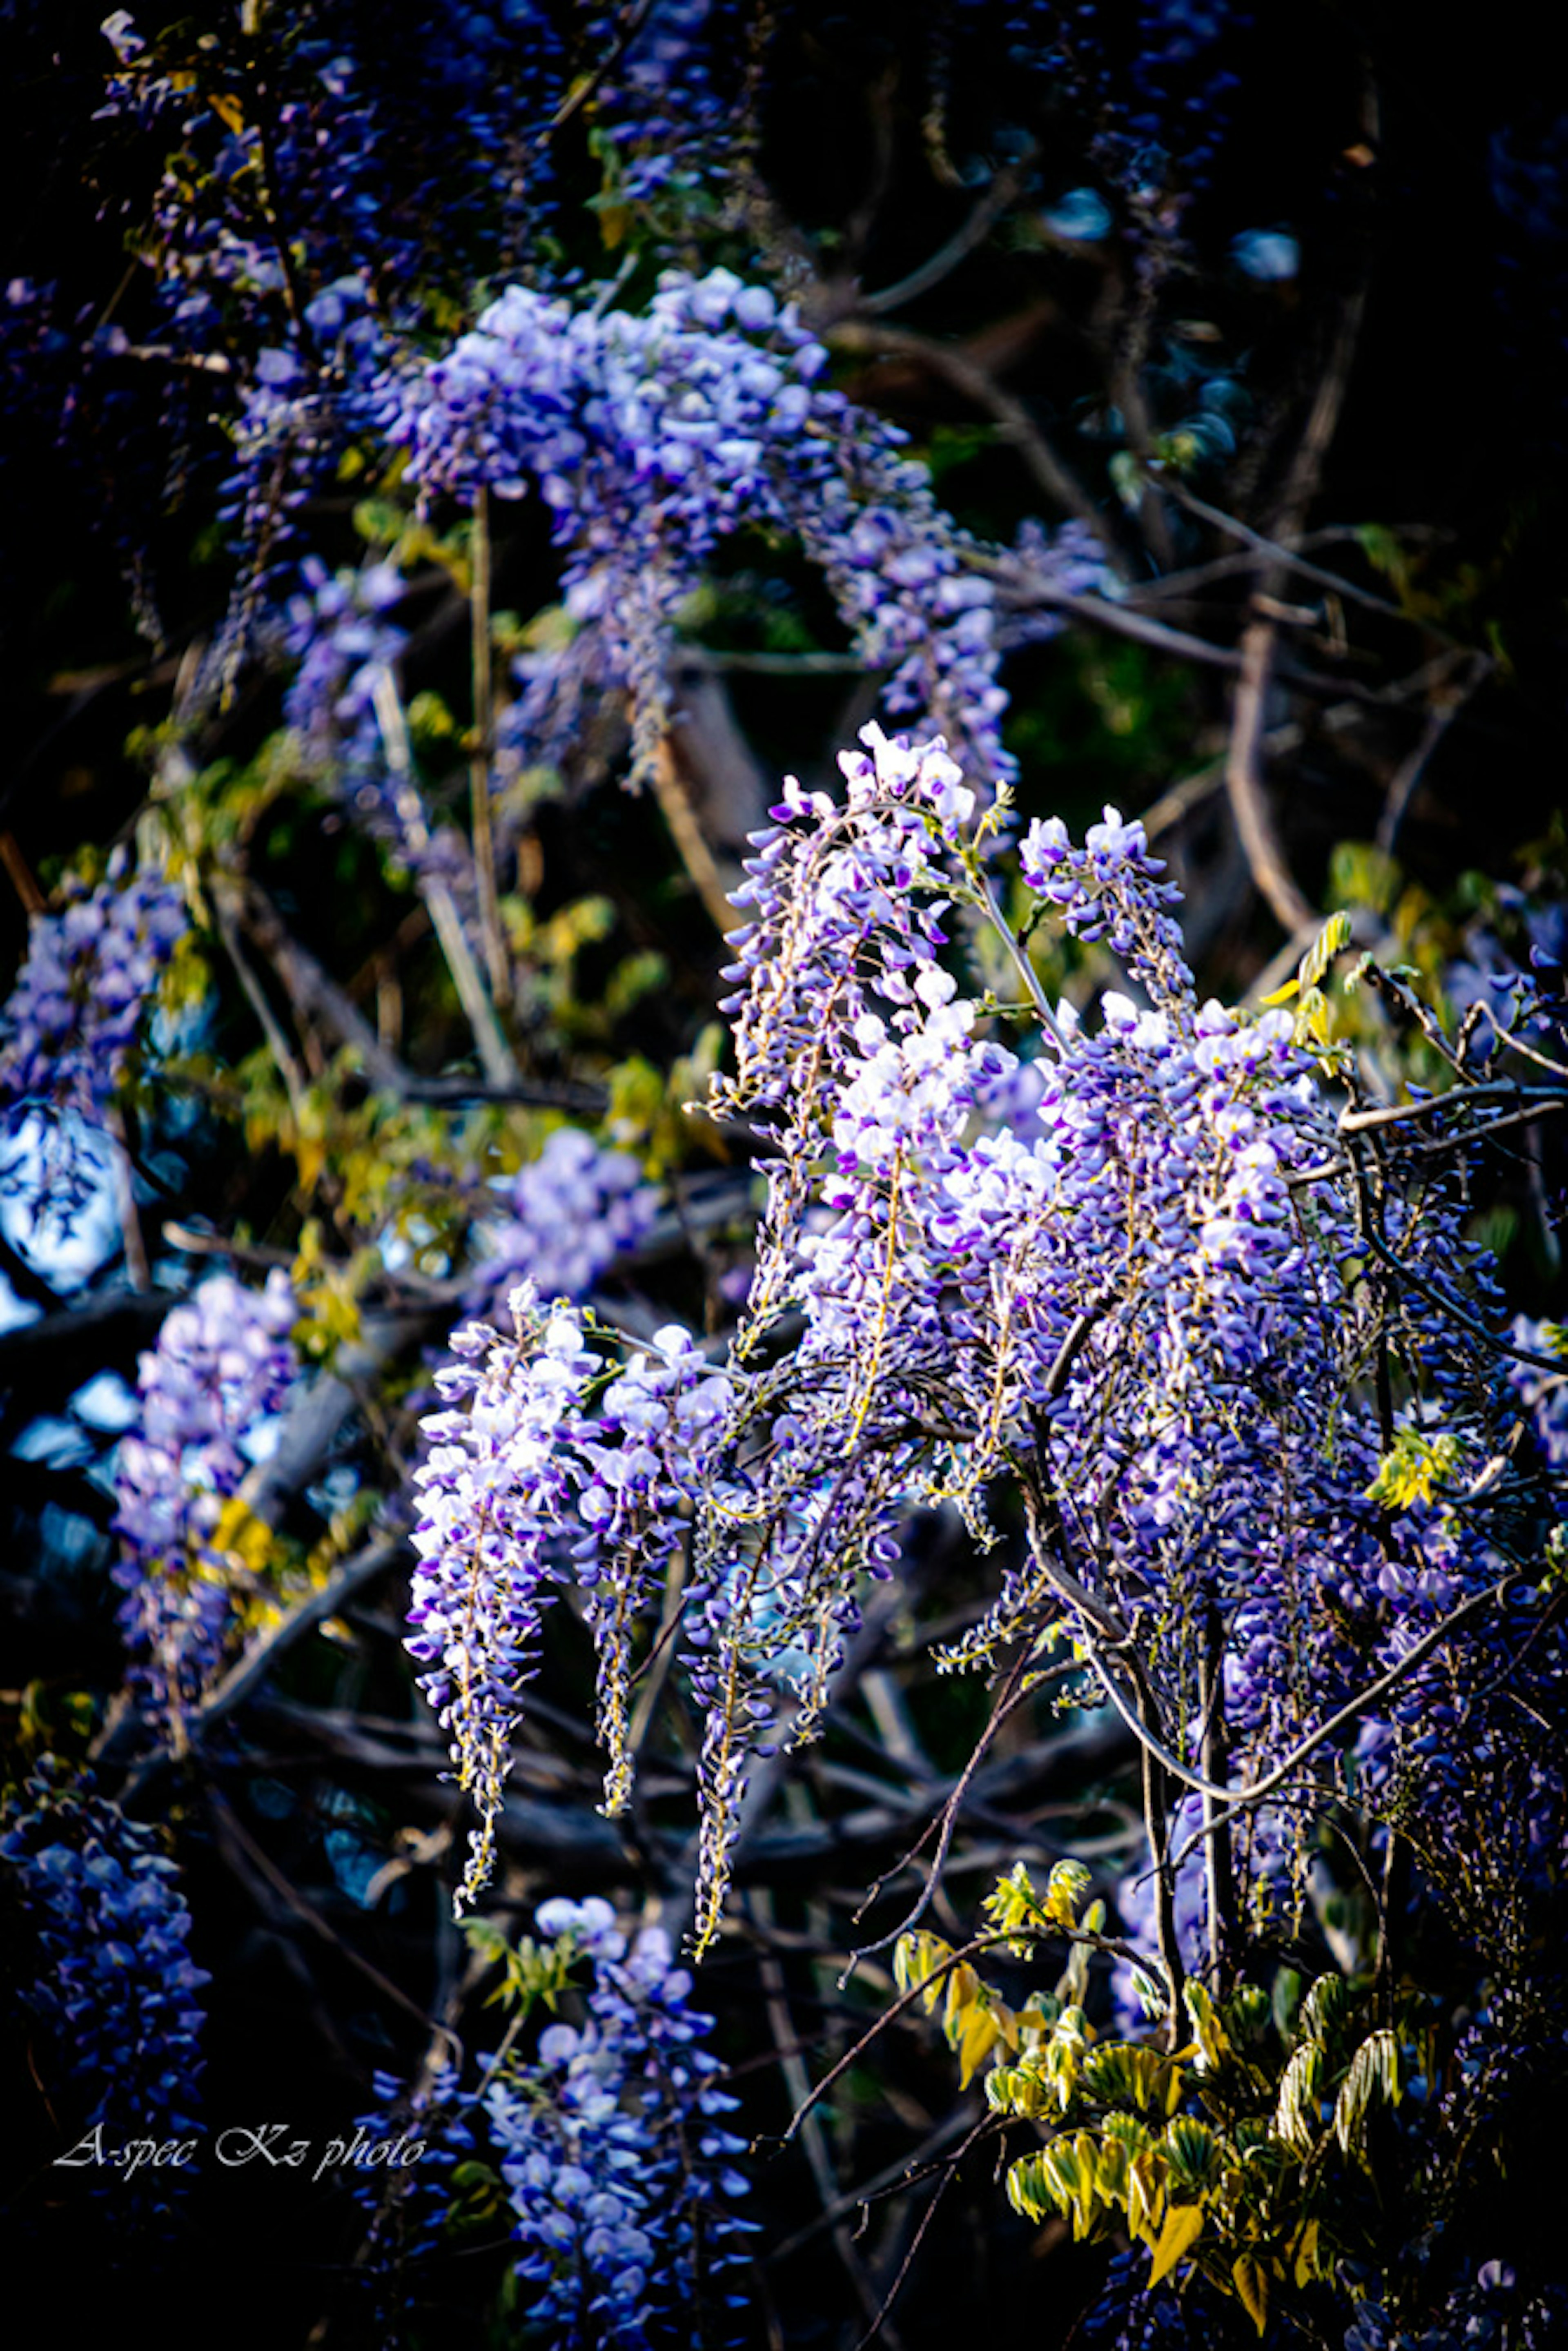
{"left": 1156, "top": 475, "right": 1455, "bottom": 640}
{"left": 1340, "top": 1080, "right": 1565, "bottom": 1136}
{"left": 847, "top": 1647, "right": 1035, "bottom": 1964}
{"left": 751, "top": 1886, "right": 904, "bottom": 2347}
{"left": 830, "top": 319, "right": 1120, "bottom": 565}
{"left": 1225, "top": 616, "right": 1316, "bottom": 934}
{"left": 851, "top": 2113, "right": 994, "bottom": 2351}
{"left": 1222, "top": 282, "right": 1368, "bottom": 936}
{"left": 997, "top": 571, "right": 1244, "bottom": 671}
{"left": 196, "top": 1534, "right": 406, "bottom": 1730}
{"left": 545, "top": 0, "right": 658, "bottom": 138}
{"left": 103, "top": 1105, "right": 150, "bottom": 1291}
{"left": 650, "top": 733, "right": 739, "bottom": 933}
{"left": 978, "top": 876, "right": 1069, "bottom": 1048}
{"left": 1096, "top": 1573, "right": 1519, "bottom": 1849}
{"left": 214, "top": 888, "right": 310, "bottom": 1118}
{"left": 860, "top": 140, "right": 1040, "bottom": 317}
{"left": 468, "top": 488, "right": 512, "bottom": 1007}
{"left": 1375, "top": 651, "right": 1492, "bottom": 855}
{"left": 371, "top": 671, "right": 518, "bottom": 1088}
{"left": 1354, "top": 1214, "right": 1568, "bottom": 1374}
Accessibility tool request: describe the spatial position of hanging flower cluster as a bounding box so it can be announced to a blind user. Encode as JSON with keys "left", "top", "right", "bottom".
{"left": 0, "top": 856, "right": 185, "bottom": 1123}
{"left": 359, "top": 1896, "right": 751, "bottom": 2347}
{"left": 405, "top": 724, "right": 1566, "bottom": 1967}
{"left": 486, "top": 1896, "right": 751, "bottom": 2347}
{"left": 1, "top": 1762, "right": 208, "bottom": 2221}
{"left": 380, "top": 269, "right": 1011, "bottom": 781}
{"left": 113, "top": 1268, "right": 298, "bottom": 1733}
{"left": 406, "top": 1295, "right": 729, "bottom": 1912}
{"left": 468, "top": 1127, "right": 661, "bottom": 1308}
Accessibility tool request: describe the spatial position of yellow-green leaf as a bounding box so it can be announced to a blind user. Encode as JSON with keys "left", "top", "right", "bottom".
{"left": 893, "top": 1930, "right": 954, "bottom": 2009}
{"left": 1300, "top": 909, "right": 1352, "bottom": 992}
{"left": 1163, "top": 2114, "right": 1221, "bottom": 2192}
{"left": 1273, "top": 2041, "right": 1324, "bottom": 2158}
{"left": 1006, "top": 2152, "right": 1053, "bottom": 2223}
{"left": 942, "top": 1961, "right": 981, "bottom": 2035}
{"left": 1183, "top": 1980, "right": 1232, "bottom": 2071}
{"left": 1232, "top": 2253, "right": 1270, "bottom": 2335}
{"left": 1148, "top": 2199, "right": 1204, "bottom": 2286}
{"left": 1044, "top": 1858, "right": 1093, "bottom": 1927}
{"left": 1071, "top": 2130, "right": 1102, "bottom": 2238}
{"left": 1080, "top": 2042, "right": 1176, "bottom": 2116}
{"left": 1127, "top": 2148, "right": 1164, "bottom": 2245}
{"left": 956, "top": 2000, "right": 1003, "bottom": 2090}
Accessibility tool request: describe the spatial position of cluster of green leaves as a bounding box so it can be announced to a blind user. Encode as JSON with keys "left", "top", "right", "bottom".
{"left": 900, "top": 1865, "right": 1415, "bottom": 2339}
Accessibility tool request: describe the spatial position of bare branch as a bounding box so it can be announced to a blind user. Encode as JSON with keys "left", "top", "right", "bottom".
{"left": 829, "top": 318, "right": 1120, "bottom": 565}
{"left": 859, "top": 140, "right": 1040, "bottom": 318}
{"left": 1225, "top": 615, "right": 1317, "bottom": 935}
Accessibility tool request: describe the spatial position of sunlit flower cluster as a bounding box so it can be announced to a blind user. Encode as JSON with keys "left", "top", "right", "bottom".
{"left": 408, "top": 726, "right": 1568, "bottom": 1977}
{"left": 383, "top": 271, "right": 1010, "bottom": 780}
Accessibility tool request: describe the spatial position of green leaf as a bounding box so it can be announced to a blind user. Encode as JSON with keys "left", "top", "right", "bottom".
{"left": 987, "top": 2055, "right": 1055, "bottom": 2122}
{"left": 942, "top": 1960, "right": 981, "bottom": 2032}
{"left": 1273, "top": 2042, "right": 1324, "bottom": 2158}
{"left": 1127, "top": 2148, "right": 1163, "bottom": 2244}
{"left": 893, "top": 1930, "right": 955, "bottom": 2007}
{"left": 955, "top": 1997, "right": 1004, "bottom": 2090}
{"left": 1365, "top": 1426, "right": 1463, "bottom": 1511}
{"left": 1225, "top": 1983, "right": 1272, "bottom": 2045}
{"left": 1329, "top": 839, "right": 1401, "bottom": 918}
{"left": 1333, "top": 2027, "right": 1401, "bottom": 2166}
{"left": 1355, "top": 523, "right": 1413, "bottom": 596}
{"left": 1006, "top": 2152, "right": 1054, "bottom": 2223}
{"left": 1042, "top": 2132, "right": 1107, "bottom": 2237}
{"left": 1183, "top": 1980, "right": 1232, "bottom": 2072}
{"left": 1163, "top": 2115, "right": 1222, "bottom": 2192}
{"left": 1297, "top": 1971, "right": 1350, "bottom": 2051}
{"left": 1079, "top": 2043, "right": 1178, "bottom": 2117}
{"left": 1131, "top": 1966, "right": 1167, "bottom": 2022}
{"left": 982, "top": 1860, "right": 1047, "bottom": 1952}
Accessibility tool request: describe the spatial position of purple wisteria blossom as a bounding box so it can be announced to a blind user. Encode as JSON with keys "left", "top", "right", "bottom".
{"left": 1, "top": 1762, "right": 207, "bottom": 2223}
{"left": 359, "top": 1895, "right": 750, "bottom": 2346}
{"left": 380, "top": 270, "right": 1011, "bottom": 781}
{"left": 278, "top": 556, "right": 478, "bottom": 889}
{"left": 468, "top": 1127, "right": 660, "bottom": 1308}
{"left": 0, "top": 856, "right": 186, "bottom": 1122}
{"left": 405, "top": 724, "right": 1568, "bottom": 1964}
{"left": 113, "top": 1268, "right": 297, "bottom": 1732}
{"left": 282, "top": 557, "right": 407, "bottom": 790}
{"left": 405, "top": 1286, "right": 599, "bottom": 1910}
{"left": 406, "top": 1288, "right": 732, "bottom": 1910}
{"left": 486, "top": 1896, "right": 751, "bottom": 2347}
{"left": 1508, "top": 1316, "right": 1568, "bottom": 1469}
